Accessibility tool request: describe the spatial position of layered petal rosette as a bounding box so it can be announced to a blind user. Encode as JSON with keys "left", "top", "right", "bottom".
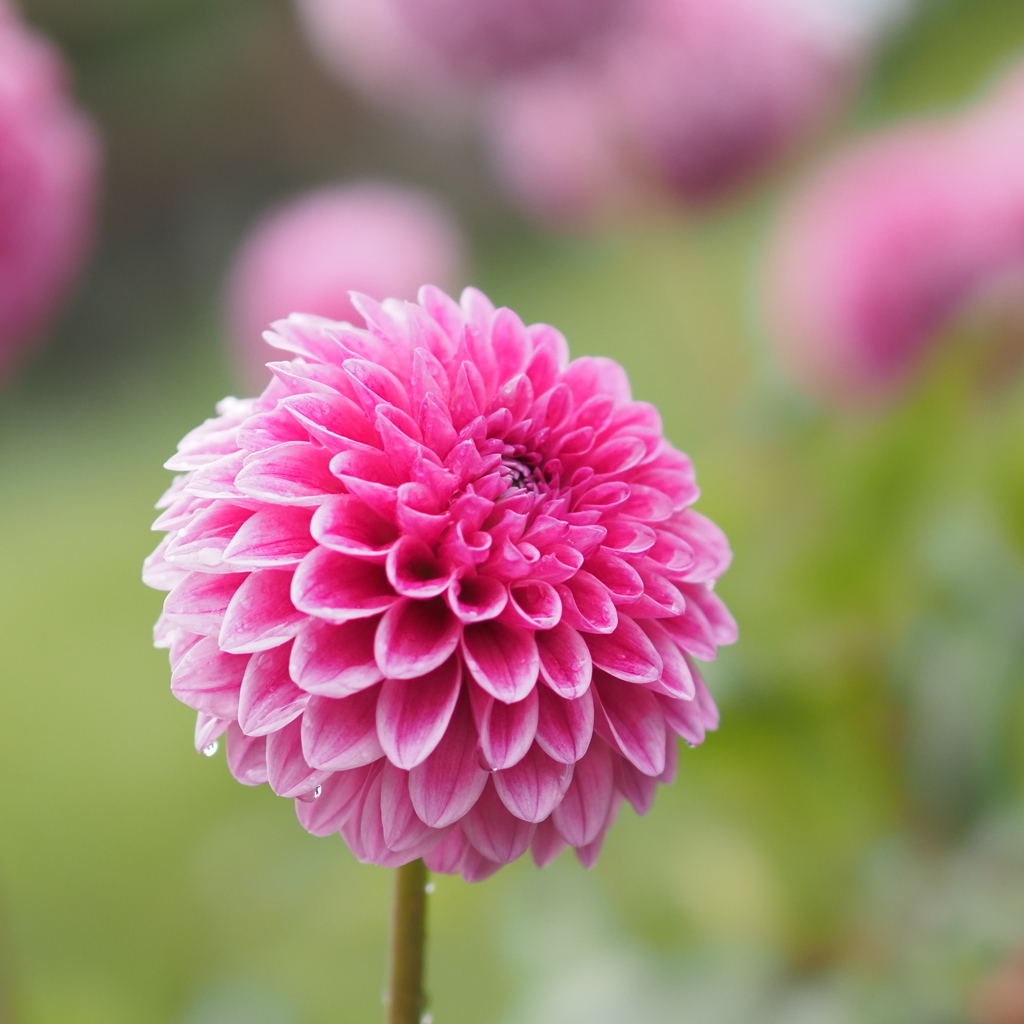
{"left": 146, "top": 287, "right": 736, "bottom": 881}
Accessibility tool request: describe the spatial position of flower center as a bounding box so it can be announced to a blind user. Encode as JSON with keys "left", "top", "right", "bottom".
{"left": 499, "top": 454, "right": 545, "bottom": 496}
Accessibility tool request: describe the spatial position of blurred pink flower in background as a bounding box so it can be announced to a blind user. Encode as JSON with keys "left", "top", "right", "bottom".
{"left": 389, "top": 0, "right": 626, "bottom": 82}
{"left": 146, "top": 287, "right": 736, "bottom": 882}
{"left": 0, "top": 0, "right": 100, "bottom": 381}
{"left": 225, "top": 182, "right": 466, "bottom": 389}
{"left": 763, "top": 61, "right": 1024, "bottom": 404}
{"left": 485, "top": 0, "right": 861, "bottom": 226}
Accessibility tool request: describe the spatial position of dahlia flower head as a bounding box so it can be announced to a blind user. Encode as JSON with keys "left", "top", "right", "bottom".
{"left": 225, "top": 182, "right": 466, "bottom": 391}
{"left": 146, "top": 287, "right": 735, "bottom": 882}
{"left": 764, "top": 60, "right": 1024, "bottom": 404}
{"left": 0, "top": 0, "right": 100, "bottom": 379}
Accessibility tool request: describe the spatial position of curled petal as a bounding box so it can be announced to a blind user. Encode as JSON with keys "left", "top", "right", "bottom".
{"left": 446, "top": 575, "right": 509, "bottom": 623}
{"left": 462, "top": 621, "right": 540, "bottom": 704}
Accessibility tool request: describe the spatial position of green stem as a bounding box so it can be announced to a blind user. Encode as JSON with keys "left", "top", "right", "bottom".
{"left": 386, "top": 859, "right": 428, "bottom": 1024}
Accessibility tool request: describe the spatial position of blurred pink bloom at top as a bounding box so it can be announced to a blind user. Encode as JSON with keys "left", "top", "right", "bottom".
{"left": 764, "top": 62, "right": 1024, "bottom": 404}
{"left": 485, "top": 0, "right": 859, "bottom": 226}
{"left": 0, "top": 0, "right": 100, "bottom": 380}
{"left": 390, "top": 0, "right": 627, "bottom": 82}
{"left": 146, "top": 287, "right": 735, "bottom": 882}
{"left": 225, "top": 182, "right": 466, "bottom": 389}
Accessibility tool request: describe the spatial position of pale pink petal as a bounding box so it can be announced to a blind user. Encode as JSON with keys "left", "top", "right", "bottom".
{"left": 267, "top": 717, "right": 331, "bottom": 797}
{"left": 171, "top": 637, "right": 248, "bottom": 719}
{"left": 235, "top": 441, "right": 342, "bottom": 504}
{"left": 380, "top": 760, "right": 447, "bottom": 854}
{"left": 552, "top": 740, "right": 615, "bottom": 847}
{"left": 219, "top": 569, "right": 304, "bottom": 654}
{"left": 290, "top": 616, "right": 383, "bottom": 697}
{"left": 237, "top": 644, "right": 309, "bottom": 736}
{"left": 301, "top": 688, "right": 384, "bottom": 770}
{"left": 226, "top": 724, "right": 269, "bottom": 786}
{"left": 296, "top": 765, "right": 374, "bottom": 836}
{"left": 223, "top": 506, "right": 316, "bottom": 567}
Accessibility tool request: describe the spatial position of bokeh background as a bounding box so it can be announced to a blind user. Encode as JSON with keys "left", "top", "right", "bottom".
{"left": 4, "top": 0, "right": 1024, "bottom": 1021}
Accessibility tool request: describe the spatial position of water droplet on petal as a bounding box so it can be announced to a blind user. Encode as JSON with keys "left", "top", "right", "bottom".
{"left": 202, "top": 741, "right": 219, "bottom": 757}
{"left": 313, "top": 785, "right": 322, "bottom": 800}
{"left": 424, "top": 882, "right": 435, "bottom": 895}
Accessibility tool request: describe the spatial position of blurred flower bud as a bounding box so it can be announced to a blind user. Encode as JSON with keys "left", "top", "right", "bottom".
{"left": 224, "top": 182, "right": 467, "bottom": 389}
{"left": 0, "top": 0, "right": 100, "bottom": 381}
{"left": 763, "top": 62, "right": 1024, "bottom": 405}
{"left": 485, "top": 0, "right": 860, "bottom": 227}
{"left": 389, "top": 0, "right": 626, "bottom": 82}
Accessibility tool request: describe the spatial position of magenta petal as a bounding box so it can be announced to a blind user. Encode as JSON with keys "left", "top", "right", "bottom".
{"left": 472, "top": 686, "right": 539, "bottom": 770}
{"left": 380, "top": 761, "right": 445, "bottom": 854}
{"left": 461, "top": 621, "right": 539, "bottom": 704}
{"left": 300, "top": 688, "right": 384, "bottom": 770}
{"left": 170, "top": 637, "right": 247, "bottom": 718}
{"left": 237, "top": 644, "right": 309, "bottom": 736}
{"left": 423, "top": 827, "right": 469, "bottom": 876}
{"left": 575, "top": 795, "right": 622, "bottom": 869}
{"left": 614, "top": 757, "right": 659, "bottom": 816}
{"left": 638, "top": 619, "right": 694, "bottom": 698}
{"left": 535, "top": 685, "right": 594, "bottom": 764}
{"left": 194, "top": 712, "right": 230, "bottom": 753}
{"left": 290, "top": 616, "right": 383, "bottom": 697}
{"left": 292, "top": 548, "right": 398, "bottom": 623}
{"left": 345, "top": 768, "right": 426, "bottom": 868}
{"left": 235, "top": 441, "right": 342, "bottom": 504}
{"left": 408, "top": 694, "right": 488, "bottom": 828}
{"left": 226, "top": 723, "right": 268, "bottom": 786}
{"left": 458, "top": 846, "right": 504, "bottom": 883}
{"left": 386, "top": 536, "right": 455, "bottom": 598}
{"left": 375, "top": 597, "right": 461, "bottom": 679}
{"left": 296, "top": 765, "right": 373, "bottom": 836}
{"left": 311, "top": 494, "right": 398, "bottom": 561}
{"left": 531, "top": 817, "right": 568, "bottom": 868}
{"left": 493, "top": 744, "right": 573, "bottom": 823}
{"left": 585, "top": 615, "right": 663, "bottom": 684}
{"left": 552, "top": 740, "right": 615, "bottom": 847}
{"left": 223, "top": 506, "right": 316, "bottom": 567}
{"left": 593, "top": 674, "right": 667, "bottom": 776}
{"left": 376, "top": 658, "right": 462, "bottom": 769}
{"left": 446, "top": 575, "right": 509, "bottom": 623}
{"left": 463, "top": 781, "right": 536, "bottom": 864}
{"left": 219, "top": 569, "right": 304, "bottom": 654}
{"left": 267, "top": 718, "right": 330, "bottom": 797}
{"left": 536, "top": 621, "right": 592, "bottom": 698}
{"left": 557, "top": 571, "right": 618, "bottom": 634}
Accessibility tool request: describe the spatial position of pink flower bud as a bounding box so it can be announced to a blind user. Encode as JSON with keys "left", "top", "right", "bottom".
{"left": 0, "top": 0, "right": 100, "bottom": 380}
{"left": 224, "top": 182, "right": 467, "bottom": 389}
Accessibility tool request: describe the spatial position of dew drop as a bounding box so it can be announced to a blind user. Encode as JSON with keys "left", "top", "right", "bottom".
{"left": 202, "top": 741, "right": 219, "bottom": 757}
{"left": 420, "top": 1014, "right": 434, "bottom": 1024}
{"left": 424, "top": 882, "right": 435, "bottom": 895}
{"left": 313, "top": 785, "right": 322, "bottom": 800}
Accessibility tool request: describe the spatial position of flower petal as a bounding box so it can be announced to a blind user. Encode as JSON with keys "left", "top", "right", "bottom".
{"left": 408, "top": 693, "right": 488, "bottom": 828}
{"left": 296, "top": 764, "right": 374, "bottom": 836}
{"left": 471, "top": 686, "right": 539, "bottom": 770}
{"left": 376, "top": 657, "right": 462, "bottom": 769}
{"left": 462, "top": 781, "right": 536, "bottom": 864}
{"left": 235, "top": 441, "right": 342, "bottom": 504}
{"left": 267, "top": 718, "right": 330, "bottom": 797}
{"left": 493, "top": 744, "right": 574, "bottom": 823}
{"left": 311, "top": 494, "right": 399, "bottom": 561}
{"left": 237, "top": 644, "right": 309, "bottom": 736}
{"left": 300, "top": 688, "right": 384, "bottom": 770}
{"left": 226, "top": 724, "right": 268, "bottom": 786}
{"left": 536, "top": 621, "right": 592, "bottom": 698}
{"left": 223, "top": 506, "right": 316, "bottom": 568}
{"left": 170, "top": 637, "right": 248, "bottom": 719}
{"left": 292, "top": 548, "right": 398, "bottom": 623}
{"left": 534, "top": 685, "right": 594, "bottom": 764}
{"left": 461, "top": 621, "right": 539, "bottom": 704}
{"left": 219, "top": 569, "right": 304, "bottom": 654}
{"left": 374, "top": 597, "right": 462, "bottom": 680}
{"left": 593, "top": 673, "right": 666, "bottom": 776}
{"left": 552, "top": 740, "right": 615, "bottom": 847}
{"left": 290, "top": 616, "right": 383, "bottom": 697}
{"left": 585, "top": 615, "right": 662, "bottom": 684}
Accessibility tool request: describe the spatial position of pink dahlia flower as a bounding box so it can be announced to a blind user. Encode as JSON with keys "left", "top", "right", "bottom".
{"left": 225, "top": 183, "right": 466, "bottom": 390}
{"left": 0, "top": 0, "right": 100, "bottom": 379}
{"left": 763, "top": 61, "right": 1024, "bottom": 404}
{"left": 485, "top": 0, "right": 859, "bottom": 225}
{"left": 146, "top": 287, "right": 735, "bottom": 881}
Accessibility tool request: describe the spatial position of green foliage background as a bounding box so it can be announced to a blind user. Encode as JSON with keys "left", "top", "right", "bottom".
{"left": 3, "top": 1, "right": 1024, "bottom": 1021}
